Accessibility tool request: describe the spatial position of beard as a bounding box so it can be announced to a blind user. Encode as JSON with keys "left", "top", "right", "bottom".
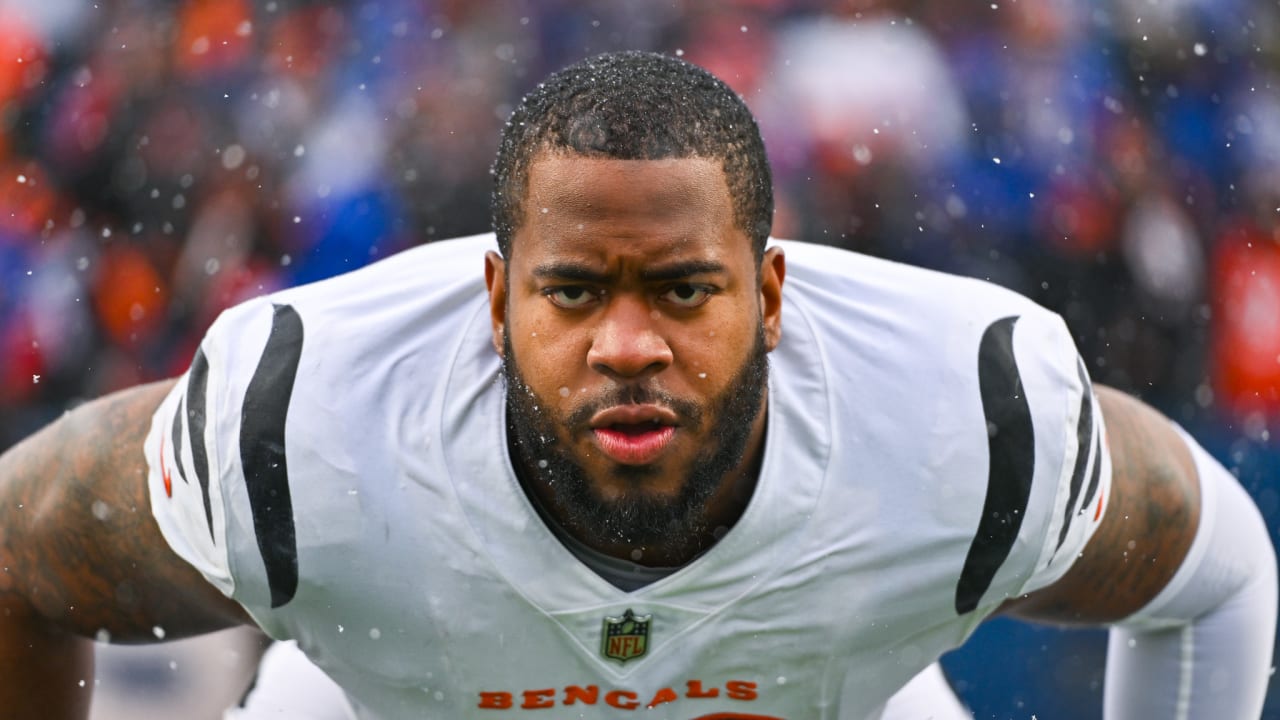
{"left": 502, "top": 327, "right": 769, "bottom": 551}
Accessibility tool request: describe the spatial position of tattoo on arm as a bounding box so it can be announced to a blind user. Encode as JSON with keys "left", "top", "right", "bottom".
{"left": 1003, "top": 385, "right": 1200, "bottom": 624}
{"left": 0, "top": 380, "right": 248, "bottom": 643}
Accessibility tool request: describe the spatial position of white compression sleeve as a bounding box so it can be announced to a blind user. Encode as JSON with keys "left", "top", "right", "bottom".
{"left": 1104, "top": 428, "right": 1277, "bottom": 719}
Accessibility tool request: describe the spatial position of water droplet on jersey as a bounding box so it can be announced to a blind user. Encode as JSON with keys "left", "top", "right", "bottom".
{"left": 338, "top": 625, "right": 345, "bottom": 633}
{"left": 369, "top": 627, "right": 381, "bottom": 640}
{"left": 169, "top": 660, "right": 178, "bottom": 670}
{"left": 776, "top": 675, "right": 787, "bottom": 685}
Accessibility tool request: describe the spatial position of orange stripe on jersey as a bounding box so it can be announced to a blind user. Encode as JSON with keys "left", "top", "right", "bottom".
{"left": 1093, "top": 489, "right": 1104, "bottom": 521}
{"left": 160, "top": 433, "right": 173, "bottom": 498}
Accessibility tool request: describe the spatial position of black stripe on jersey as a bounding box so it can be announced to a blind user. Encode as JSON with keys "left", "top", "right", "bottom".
{"left": 956, "top": 316, "right": 1035, "bottom": 615}
{"left": 240, "top": 303, "right": 303, "bottom": 608}
{"left": 169, "top": 398, "right": 189, "bottom": 485}
{"left": 186, "top": 348, "right": 215, "bottom": 540}
{"left": 1053, "top": 361, "right": 1095, "bottom": 554}
{"left": 1080, "top": 432, "right": 1104, "bottom": 513}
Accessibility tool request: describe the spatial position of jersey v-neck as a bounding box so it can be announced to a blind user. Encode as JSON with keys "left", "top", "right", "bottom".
{"left": 521, "top": 476, "right": 685, "bottom": 591}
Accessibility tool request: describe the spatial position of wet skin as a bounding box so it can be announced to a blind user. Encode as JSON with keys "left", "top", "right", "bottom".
{"left": 485, "top": 154, "right": 786, "bottom": 565}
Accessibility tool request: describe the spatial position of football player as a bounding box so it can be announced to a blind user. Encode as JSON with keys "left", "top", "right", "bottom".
{"left": 0, "top": 52, "right": 1273, "bottom": 719}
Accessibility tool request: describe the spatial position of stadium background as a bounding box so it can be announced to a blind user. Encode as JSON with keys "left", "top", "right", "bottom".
{"left": 0, "top": 0, "right": 1276, "bottom": 717}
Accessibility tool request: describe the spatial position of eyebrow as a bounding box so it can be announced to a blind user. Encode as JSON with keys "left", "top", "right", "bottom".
{"left": 641, "top": 260, "right": 728, "bottom": 282}
{"left": 531, "top": 260, "right": 728, "bottom": 283}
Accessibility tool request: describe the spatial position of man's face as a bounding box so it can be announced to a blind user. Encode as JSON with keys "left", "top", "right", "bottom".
{"left": 485, "top": 154, "right": 785, "bottom": 549}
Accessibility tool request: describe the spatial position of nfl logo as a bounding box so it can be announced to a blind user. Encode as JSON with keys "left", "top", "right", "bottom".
{"left": 601, "top": 608, "right": 651, "bottom": 663}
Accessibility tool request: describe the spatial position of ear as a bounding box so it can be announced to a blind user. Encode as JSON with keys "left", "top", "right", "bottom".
{"left": 759, "top": 246, "right": 786, "bottom": 351}
{"left": 484, "top": 250, "right": 507, "bottom": 357}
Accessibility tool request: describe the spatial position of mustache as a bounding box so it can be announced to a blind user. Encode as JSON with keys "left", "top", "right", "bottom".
{"left": 563, "top": 383, "right": 704, "bottom": 431}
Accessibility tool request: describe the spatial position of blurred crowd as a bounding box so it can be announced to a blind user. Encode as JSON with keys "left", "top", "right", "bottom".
{"left": 1, "top": 0, "right": 1278, "bottom": 440}
{"left": 0, "top": 0, "right": 1278, "bottom": 716}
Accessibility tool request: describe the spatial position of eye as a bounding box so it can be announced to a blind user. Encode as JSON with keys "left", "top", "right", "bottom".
{"left": 544, "top": 286, "right": 598, "bottom": 309}
{"left": 661, "top": 284, "right": 712, "bottom": 308}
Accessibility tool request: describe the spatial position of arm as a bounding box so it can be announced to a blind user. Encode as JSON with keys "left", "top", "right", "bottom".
{"left": 1003, "top": 386, "right": 1201, "bottom": 622}
{"left": 0, "top": 381, "right": 251, "bottom": 719}
{"left": 1003, "top": 385, "right": 1277, "bottom": 716}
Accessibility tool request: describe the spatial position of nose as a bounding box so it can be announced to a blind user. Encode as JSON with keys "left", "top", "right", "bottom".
{"left": 586, "top": 295, "right": 673, "bottom": 380}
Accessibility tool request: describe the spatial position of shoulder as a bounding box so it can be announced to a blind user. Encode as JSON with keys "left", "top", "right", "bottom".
{"left": 263, "top": 232, "right": 495, "bottom": 333}
{"left": 157, "top": 235, "right": 499, "bottom": 620}
{"left": 204, "top": 233, "right": 495, "bottom": 400}
{"left": 772, "top": 239, "right": 1075, "bottom": 411}
{"left": 772, "top": 241, "right": 1095, "bottom": 615}
{"left": 775, "top": 238, "right": 1053, "bottom": 330}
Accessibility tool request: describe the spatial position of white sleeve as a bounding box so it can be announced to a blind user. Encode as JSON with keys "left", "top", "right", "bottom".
{"left": 1014, "top": 310, "right": 1114, "bottom": 598}
{"left": 951, "top": 306, "right": 1114, "bottom": 618}
{"left": 144, "top": 298, "right": 282, "bottom": 603}
{"left": 1104, "top": 428, "right": 1277, "bottom": 719}
{"left": 144, "top": 337, "right": 236, "bottom": 598}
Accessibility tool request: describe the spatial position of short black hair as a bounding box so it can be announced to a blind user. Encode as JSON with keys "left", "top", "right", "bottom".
{"left": 491, "top": 51, "right": 772, "bottom": 260}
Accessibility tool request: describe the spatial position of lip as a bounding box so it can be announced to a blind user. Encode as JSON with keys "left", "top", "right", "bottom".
{"left": 589, "top": 404, "right": 680, "bottom": 429}
{"left": 593, "top": 426, "right": 677, "bottom": 465}
{"left": 589, "top": 405, "right": 680, "bottom": 465}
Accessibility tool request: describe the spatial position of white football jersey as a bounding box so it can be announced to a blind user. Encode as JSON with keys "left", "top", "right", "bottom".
{"left": 146, "top": 234, "right": 1111, "bottom": 719}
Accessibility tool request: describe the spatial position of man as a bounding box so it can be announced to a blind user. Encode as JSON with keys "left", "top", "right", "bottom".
{"left": 0, "top": 51, "right": 1273, "bottom": 719}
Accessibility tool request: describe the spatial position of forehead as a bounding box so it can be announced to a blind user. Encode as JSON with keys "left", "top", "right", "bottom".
{"left": 513, "top": 154, "right": 744, "bottom": 262}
